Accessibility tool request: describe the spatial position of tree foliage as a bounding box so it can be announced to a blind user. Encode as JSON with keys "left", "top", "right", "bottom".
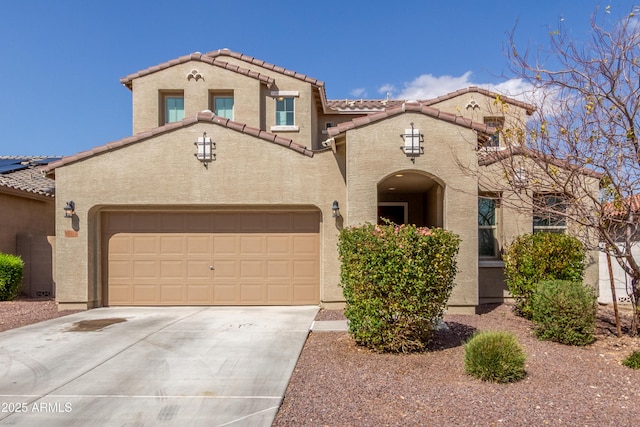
{"left": 499, "top": 5, "right": 640, "bottom": 333}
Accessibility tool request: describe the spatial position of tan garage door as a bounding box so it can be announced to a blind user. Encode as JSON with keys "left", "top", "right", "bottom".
{"left": 103, "top": 211, "right": 320, "bottom": 306}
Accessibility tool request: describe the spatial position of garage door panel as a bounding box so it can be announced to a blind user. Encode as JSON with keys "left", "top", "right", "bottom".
{"left": 160, "top": 284, "right": 186, "bottom": 304}
{"left": 132, "top": 260, "right": 158, "bottom": 279}
{"left": 187, "top": 284, "right": 213, "bottom": 303}
{"left": 186, "top": 235, "right": 212, "bottom": 255}
{"left": 213, "top": 235, "right": 237, "bottom": 255}
{"left": 160, "top": 260, "right": 184, "bottom": 279}
{"left": 160, "top": 236, "right": 185, "bottom": 255}
{"left": 266, "top": 236, "right": 292, "bottom": 255}
{"left": 132, "top": 236, "right": 157, "bottom": 255}
{"left": 187, "top": 260, "right": 213, "bottom": 279}
{"left": 240, "top": 283, "right": 266, "bottom": 303}
{"left": 105, "top": 211, "right": 319, "bottom": 306}
{"left": 133, "top": 284, "right": 159, "bottom": 304}
{"left": 239, "top": 260, "right": 264, "bottom": 279}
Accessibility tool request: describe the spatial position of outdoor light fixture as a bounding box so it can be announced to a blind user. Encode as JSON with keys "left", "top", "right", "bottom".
{"left": 513, "top": 168, "right": 528, "bottom": 189}
{"left": 194, "top": 132, "right": 216, "bottom": 167}
{"left": 400, "top": 122, "right": 424, "bottom": 163}
{"left": 64, "top": 201, "right": 75, "bottom": 218}
{"left": 332, "top": 200, "right": 340, "bottom": 218}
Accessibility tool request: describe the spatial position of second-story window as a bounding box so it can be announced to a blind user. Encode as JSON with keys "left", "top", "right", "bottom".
{"left": 214, "top": 96, "right": 234, "bottom": 120}
{"left": 482, "top": 117, "right": 504, "bottom": 149}
{"left": 275, "top": 97, "right": 294, "bottom": 126}
{"left": 164, "top": 95, "right": 184, "bottom": 124}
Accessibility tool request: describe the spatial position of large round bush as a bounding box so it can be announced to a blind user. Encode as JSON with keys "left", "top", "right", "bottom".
{"left": 339, "top": 223, "right": 460, "bottom": 353}
{"left": 504, "top": 232, "right": 585, "bottom": 319}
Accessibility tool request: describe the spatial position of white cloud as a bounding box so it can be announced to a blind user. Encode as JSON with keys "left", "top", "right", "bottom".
{"left": 350, "top": 88, "right": 367, "bottom": 98}
{"left": 397, "top": 71, "right": 474, "bottom": 100}
{"left": 378, "top": 84, "right": 395, "bottom": 97}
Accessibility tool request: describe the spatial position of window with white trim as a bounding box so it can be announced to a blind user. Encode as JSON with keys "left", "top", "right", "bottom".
{"left": 478, "top": 195, "right": 499, "bottom": 257}
{"left": 276, "top": 97, "right": 294, "bottom": 126}
{"left": 533, "top": 193, "right": 566, "bottom": 233}
{"left": 482, "top": 117, "right": 504, "bottom": 148}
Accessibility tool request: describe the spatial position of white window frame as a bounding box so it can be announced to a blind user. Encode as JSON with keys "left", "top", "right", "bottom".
{"left": 533, "top": 193, "right": 567, "bottom": 234}
{"left": 481, "top": 116, "right": 504, "bottom": 150}
{"left": 478, "top": 195, "right": 499, "bottom": 258}
{"left": 270, "top": 91, "right": 299, "bottom": 132}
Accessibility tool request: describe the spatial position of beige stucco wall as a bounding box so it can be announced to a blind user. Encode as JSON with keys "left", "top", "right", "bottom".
{"left": 478, "top": 157, "right": 601, "bottom": 293}
{"left": 130, "top": 60, "right": 318, "bottom": 151}
{"left": 343, "top": 112, "right": 480, "bottom": 313}
{"left": 53, "top": 122, "right": 346, "bottom": 309}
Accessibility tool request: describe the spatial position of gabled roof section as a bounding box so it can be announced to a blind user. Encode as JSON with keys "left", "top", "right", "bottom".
{"left": 45, "top": 111, "right": 313, "bottom": 172}
{"left": 324, "top": 87, "right": 535, "bottom": 115}
{"left": 478, "top": 146, "right": 603, "bottom": 179}
{"left": 422, "top": 86, "right": 536, "bottom": 115}
{"left": 120, "top": 51, "right": 276, "bottom": 89}
{"left": 326, "top": 102, "right": 496, "bottom": 138}
{"left": 205, "top": 49, "right": 325, "bottom": 88}
{"left": 0, "top": 156, "right": 59, "bottom": 197}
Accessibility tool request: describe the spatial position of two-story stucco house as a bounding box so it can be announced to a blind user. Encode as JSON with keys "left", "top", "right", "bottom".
{"left": 45, "top": 49, "right": 599, "bottom": 314}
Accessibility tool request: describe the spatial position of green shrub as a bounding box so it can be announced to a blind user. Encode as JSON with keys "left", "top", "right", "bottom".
{"left": 339, "top": 223, "right": 460, "bottom": 353}
{"left": 531, "top": 280, "right": 596, "bottom": 346}
{"left": 0, "top": 253, "right": 24, "bottom": 301}
{"left": 504, "top": 233, "right": 585, "bottom": 319}
{"left": 622, "top": 351, "right": 640, "bottom": 369}
{"left": 464, "top": 331, "right": 527, "bottom": 383}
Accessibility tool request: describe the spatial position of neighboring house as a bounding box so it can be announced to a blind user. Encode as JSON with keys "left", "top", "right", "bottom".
{"left": 45, "top": 49, "right": 599, "bottom": 313}
{"left": 0, "top": 156, "right": 60, "bottom": 297}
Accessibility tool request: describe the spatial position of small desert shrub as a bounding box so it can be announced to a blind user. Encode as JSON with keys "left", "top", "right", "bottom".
{"left": 0, "top": 253, "right": 24, "bottom": 301}
{"left": 622, "top": 351, "right": 640, "bottom": 369}
{"left": 339, "top": 223, "right": 460, "bottom": 353}
{"left": 531, "top": 280, "right": 597, "bottom": 346}
{"left": 504, "top": 233, "right": 585, "bottom": 319}
{"left": 464, "top": 331, "right": 526, "bottom": 383}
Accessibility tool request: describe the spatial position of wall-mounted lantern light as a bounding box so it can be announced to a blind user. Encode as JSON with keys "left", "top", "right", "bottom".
{"left": 400, "top": 122, "right": 424, "bottom": 163}
{"left": 64, "top": 201, "right": 75, "bottom": 218}
{"left": 194, "top": 132, "right": 216, "bottom": 167}
{"left": 513, "top": 167, "right": 528, "bottom": 189}
{"left": 332, "top": 200, "right": 340, "bottom": 218}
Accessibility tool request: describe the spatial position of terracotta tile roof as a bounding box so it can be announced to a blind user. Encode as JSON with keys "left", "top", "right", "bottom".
{"left": 326, "top": 102, "right": 496, "bottom": 138}
{"left": 325, "top": 99, "right": 405, "bottom": 112}
{"left": 477, "top": 146, "right": 603, "bottom": 179}
{"left": 120, "top": 51, "right": 276, "bottom": 89}
{"left": 421, "top": 86, "right": 536, "bottom": 115}
{"left": 325, "top": 87, "right": 535, "bottom": 114}
{"left": 204, "top": 49, "right": 325, "bottom": 88}
{"left": 0, "top": 156, "right": 59, "bottom": 197}
{"left": 45, "top": 111, "right": 313, "bottom": 172}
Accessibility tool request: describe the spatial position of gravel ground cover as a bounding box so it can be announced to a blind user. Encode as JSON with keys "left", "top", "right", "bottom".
{"left": 274, "top": 304, "right": 640, "bottom": 427}
{"left": 2, "top": 299, "right": 639, "bottom": 426}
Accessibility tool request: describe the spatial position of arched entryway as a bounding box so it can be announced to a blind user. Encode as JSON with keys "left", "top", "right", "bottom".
{"left": 377, "top": 171, "right": 444, "bottom": 227}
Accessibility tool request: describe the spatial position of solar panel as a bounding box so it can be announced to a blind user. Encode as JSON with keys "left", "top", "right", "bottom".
{"left": 32, "top": 157, "right": 62, "bottom": 165}
{"left": 0, "top": 159, "right": 22, "bottom": 167}
{"left": 0, "top": 164, "right": 28, "bottom": 174}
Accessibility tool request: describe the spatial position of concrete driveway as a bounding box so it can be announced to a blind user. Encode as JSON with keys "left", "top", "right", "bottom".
{"left": 0, "top": 306, "right": 318, "bottom": 426}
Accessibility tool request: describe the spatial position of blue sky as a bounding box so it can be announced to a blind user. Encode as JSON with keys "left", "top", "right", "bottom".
{"left": 0, "top": 0, "right": 635, "bottom": 156}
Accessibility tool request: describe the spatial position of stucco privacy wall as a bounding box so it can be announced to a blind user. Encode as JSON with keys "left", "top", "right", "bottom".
{"left": 53, "top": 122, "right": 345, "bottom": 309}
{"left": 344, "top": 112, "right": 480, "bottom": 313}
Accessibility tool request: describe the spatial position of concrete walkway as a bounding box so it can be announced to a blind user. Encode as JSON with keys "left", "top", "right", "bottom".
{"left": 0, "top": 306, "right": 318, "bottom": 426}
